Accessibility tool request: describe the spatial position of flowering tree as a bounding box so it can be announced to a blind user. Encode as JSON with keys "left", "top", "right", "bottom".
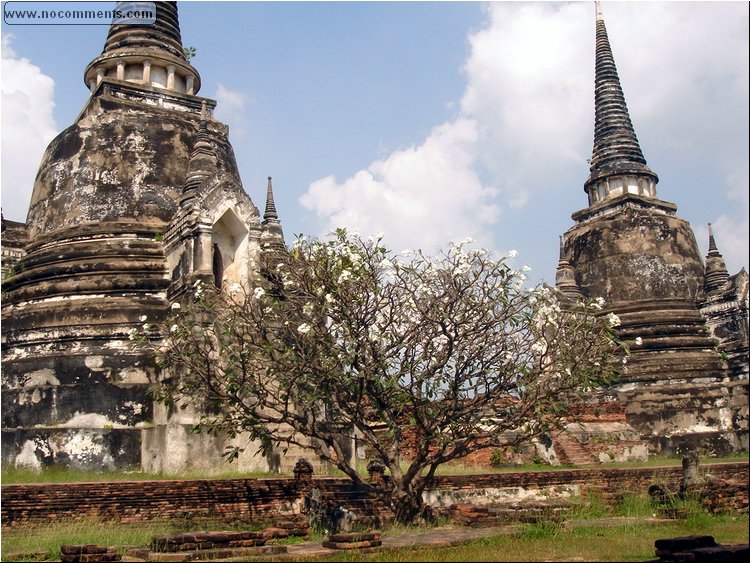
{"left": 145, "top": 229, "right": 625, "bottom": 523}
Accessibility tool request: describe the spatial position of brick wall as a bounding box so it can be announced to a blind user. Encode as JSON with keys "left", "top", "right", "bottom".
{"left": 429, "top": 463, "right": 748, "bottom": 506}
{"left": 1, "top": 462, "right": 746, "bottom": 526}
{"left": 1, "top": 477, "right": 307, "bottom": 526}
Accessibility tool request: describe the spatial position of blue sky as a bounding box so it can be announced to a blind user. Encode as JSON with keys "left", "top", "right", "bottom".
{"left": 2, "top": 1, "right": 748, "bottom": 285}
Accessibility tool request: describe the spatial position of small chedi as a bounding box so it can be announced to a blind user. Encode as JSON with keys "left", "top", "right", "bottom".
{"left": 554, "top": 4, "right": 748, "bottom": 455}
{"left": 1, "top": 2, "right": 747, "bottom": 474}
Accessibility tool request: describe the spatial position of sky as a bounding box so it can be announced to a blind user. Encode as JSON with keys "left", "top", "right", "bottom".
{"left": 1, "top": 0, "right": 748, "bottom": 285}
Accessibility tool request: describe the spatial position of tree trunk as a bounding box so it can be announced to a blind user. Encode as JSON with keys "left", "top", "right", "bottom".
{"left": 390, "top": 487, "right": 423, "bottom": 525}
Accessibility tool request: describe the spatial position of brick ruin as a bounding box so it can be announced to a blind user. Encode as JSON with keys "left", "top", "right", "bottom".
{"left": 1, "top": 2, "right": 748, "bottom": 475}
{"left": 1, "top": 461, "right": 747, "bottom": 527}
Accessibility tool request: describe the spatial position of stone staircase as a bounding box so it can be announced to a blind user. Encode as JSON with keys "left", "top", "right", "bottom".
{"left": 552, "top": 430, "right": 600, "bottom": 466}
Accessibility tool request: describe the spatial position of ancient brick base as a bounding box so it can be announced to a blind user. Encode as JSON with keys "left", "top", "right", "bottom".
{"left": 60, "top": 545, "right": 121, "bottom": 563}
{"left": 322, "top": 531, "right": 382, "bottom": 550}
{"left": 150, "top": 518, "right": 310, "bottom": 553}
{"left": 442, "top": 501, "right": 573, "bottom": 527}
{"left": 2, "top": 463, "right": 747, "bottom": 527}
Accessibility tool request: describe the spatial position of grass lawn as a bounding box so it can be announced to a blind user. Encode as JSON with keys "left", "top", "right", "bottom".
{"left": 2, "top": 453, "right": 747, "bottom": 484}
{"left": 2, "top": 455, "right": 747, "bottom": 561}
{"left": 1, "top": 507, "right": 747, "bottom": 562}
{"left": 289, "top": 515, "right": 750, "bottom": 562}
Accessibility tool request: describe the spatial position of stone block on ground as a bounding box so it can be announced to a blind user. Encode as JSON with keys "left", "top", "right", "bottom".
{"left": 274, "top": 515, "right": 312, "bottom": 538}
{"left": 60, "top": 545, "right": 121, "bottom": 563}
{"left": 150, "top": 530, "right": 268, "bottom": 552}
{"left": 328, "top": 532, "right": 381, "bottom": 543}
{"left": 323, "top": 531, "right": 383, "bottom": 550}
{"left": 651, "top": 535, "right": 748, "bottom": 563}
{"left": 146, "top": 545, "right": 288, "bottom": 562}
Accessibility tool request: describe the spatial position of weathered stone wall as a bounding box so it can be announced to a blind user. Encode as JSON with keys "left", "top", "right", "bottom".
{"left": 390, "top": 401, "right": 647, "bottom": 468}
{"left": 565, "top": 198, "right": 705, "bottom": 304}
{"left": 2, "top": 462, "right": 745, "bottom": 527}
{"left": 1, "top": 218, "right": 28, "bottom": 279}
{"left": 0, "top": 82, "right": 244, "bottom": 471}
{"left": 560, "top": 198, "right": 746, "bottom": 454}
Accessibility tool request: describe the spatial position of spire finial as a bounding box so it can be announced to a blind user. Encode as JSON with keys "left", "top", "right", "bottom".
{"left": 264, "top": 176, "right": 279, "bottom": 222}
{"left": 595, "top": 1, "right": 603, "bottom": 22}
{"left": 261, "top": 176, "right": 285, "bottom": 248}
{"left": 708, "top": 223, "right": 718, "bottom": 252}
{"left": 584, "top": 2, "right": 658, "bottom": 198}
{"left": 704, "top": 223, "right": 729, "bottom": 293}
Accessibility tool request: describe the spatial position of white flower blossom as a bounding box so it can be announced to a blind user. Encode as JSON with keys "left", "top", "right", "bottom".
{"left": 606, "top": 312, "right": 621, "bottom": 327}
{"left": 229, "top": 283, "right": 242, "bottom": 295}
{"left": 253, "top": 287, "right": 266, "bottom": 299}
{"left": 338, "top": 270, "right": 352, "bottom": 283}
{"left": 128, "top": 328, "right": 138, "bottom": 340}
{"left": 325, "top": 293, "right": 335, "bottom": 304}
{"left": 303, "top": 302, "right": 314, "bottom": 316}
{"left": 635, "top": 336, "right": 643, "bottom": 346}
{"left": 170, "top": 324, "right": 178, "bottom": 333}
{"left": 170, "top": 302, "right": 181, "bottom": 311}
{"left": 508, "top": 249, "right": 518, "bottom": 258}
{"left": 453, "top": 262, "right": 471, "bottom": 276}
{"left": 193, "top": 280, "right": 204, "bottom": 298}
{"left": 297, "top": 323, "right": 312, "bottom": 335}
{"left": 522, "top": 265, "right": 532, "bottom": 273}
{"left": 139, "top": 315, "right": 148, "bottom": 322}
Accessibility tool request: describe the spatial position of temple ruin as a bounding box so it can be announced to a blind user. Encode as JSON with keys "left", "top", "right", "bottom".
{"left": 555, "top": 3, "right": 748, "bottom": 455}
{"left": 1, "top": 2, "right": 747, "bottom": 473}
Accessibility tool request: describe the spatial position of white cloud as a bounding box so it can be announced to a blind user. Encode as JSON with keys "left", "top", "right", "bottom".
{"left": 301, "top": 117, "right": 500, "bottom": 252}
{"left": 299, "top": 2, "right": 594, "bottom": 255}
{"left": 602, "top": 2, "right": 749, "bottom": 276}
{"left": 213, "top": 83, "right": 250, "bottom": 138}
{"left": 1, "top": 33, "right": 58, "bottom": 222}
{"left": 460, "top": 2, "right": 592, "bottom": 194}
{"left": 300, "top": 2, "right": 748, "bottom": 277}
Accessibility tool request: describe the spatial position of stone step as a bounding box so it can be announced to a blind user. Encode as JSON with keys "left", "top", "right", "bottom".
{"left": 552, "top": 431, "right": 599, "bottom": 466}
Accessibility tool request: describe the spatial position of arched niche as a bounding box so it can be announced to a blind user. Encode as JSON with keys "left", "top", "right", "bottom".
{"left": 211, "top": 208, "right": 248, "bottom": 285}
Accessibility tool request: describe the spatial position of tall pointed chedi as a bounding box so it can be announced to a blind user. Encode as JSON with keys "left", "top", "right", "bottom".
{"left": 1, "top": 2, "right": 288, "bottom": 472}
{"left": 261, "top": 176, "right": 286, "bottom": 250}
{"left": 557, "top": 3, "right": 747, "bottom": 454}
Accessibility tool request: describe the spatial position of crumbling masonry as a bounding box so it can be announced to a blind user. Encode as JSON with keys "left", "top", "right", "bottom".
{"left": 1, "top": 2, "right": 747, "bottom": 472}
